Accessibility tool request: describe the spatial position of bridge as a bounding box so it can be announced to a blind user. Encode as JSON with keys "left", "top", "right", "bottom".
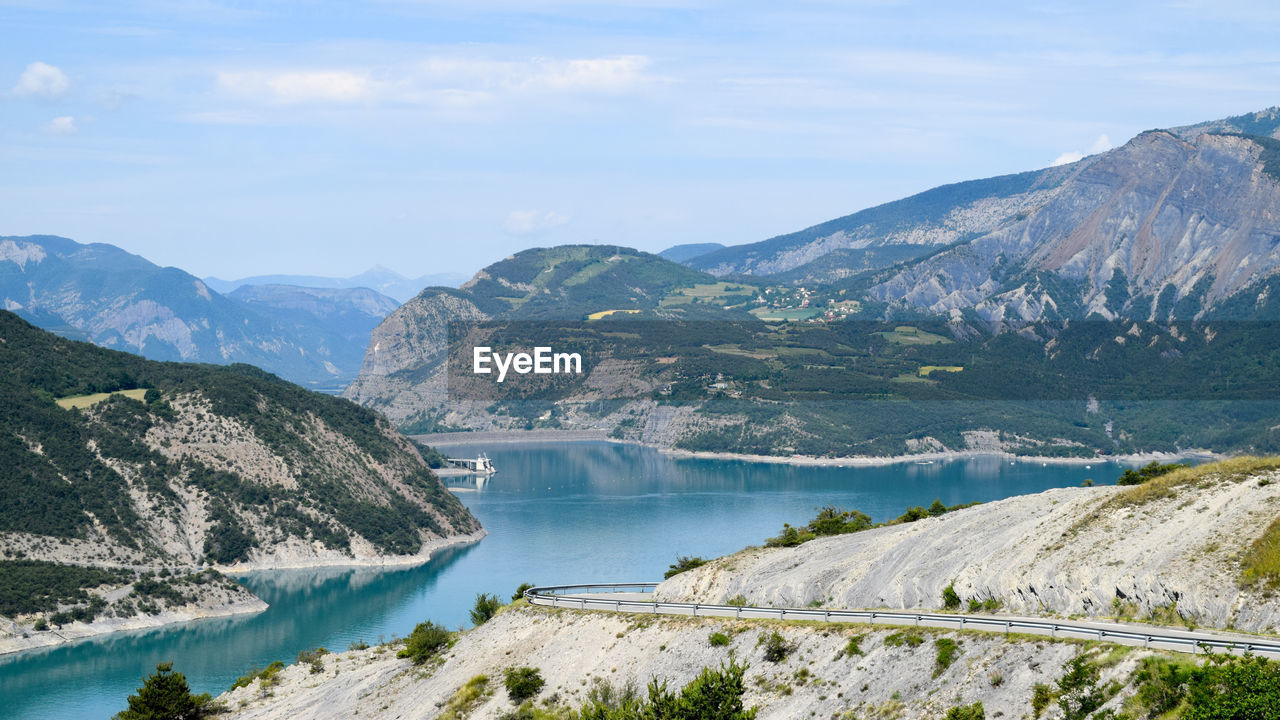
{"left": 524, "top": 582, "right": 1280, "bottom": 659}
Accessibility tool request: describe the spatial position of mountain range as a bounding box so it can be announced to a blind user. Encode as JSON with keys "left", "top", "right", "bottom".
{"left": 344, "top": 107, "right": 1280, "bottom": 458}
{"left": 0, "top": 236, "right": 402, "bottom": 391}
{"left": 204, "top": 266, "right": 467, "bottom": 303}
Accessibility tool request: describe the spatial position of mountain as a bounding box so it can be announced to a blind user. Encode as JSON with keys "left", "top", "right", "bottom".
{"left": 343, "top": 245, "right": 734, "bottom": 429}
{"left": 0, "top": 310, "right": 480, "bottom": 645}
{"left": 683, "top": 107, "right": 1280, "bottom": 329}
{"left": 658, "top": 242, "right": 726, "bottom": 264}
{"left": 0, "top": 235, "right": 394, "bottom": 389}
{"left": 204, "top": 266, "right": 468, "bottom": 303}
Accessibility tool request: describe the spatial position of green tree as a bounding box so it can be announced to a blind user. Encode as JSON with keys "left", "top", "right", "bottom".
{"left": 511, "top": 582, "right": 535, "bottom": 602}
{"left": 664, "top": 556, "right": 708, "bottom": 579}
{"left": 398, "top": 620, "right": 452, "bottom": 664}
{"left": 470, "top": 592, "right": 503, "bottom": 626}
{"left": 114, "top": 662, "right": 215, "bottom": 720}
{"left": 942, "top": 584, "right": 961, "bottom": 609}
{"left": 504, "top": 666, "right": 545, "bottom": 704}
{"left": 1185, "top": 654, "right": 1280, "bottom": 719}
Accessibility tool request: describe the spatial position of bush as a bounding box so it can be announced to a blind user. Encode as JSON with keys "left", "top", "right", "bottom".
{"left": 1185, "top": 653, "right": 1280, "bottom": 719}
{"left": 511, "top": 582, "right": 535, "bottom": 602}
{"left": 942, "top": 584, "right": 961, "bottom": 609}
{"left": 884, "top": 631, "right": 924, "bottom": 648}
{"left": 398, "top": 621, "right": 452, "bottom": 664}
{"left": 230, "top": 661, "right": 285, "bottom": 691}
{"left": 934, "top": 638, "right": 961, "bottom": 677}
{"left": 725, "top": 594, "right": 748, "bottom": 607}
{"left": 835, "top": 634, "right": 864, "bottom": 659}
{"left": 504, "top": 666, "right": 544, "bottom": 704}
{"left": 470, "top": 592, "right": 503, "bottom": 626}
{"left": 709, "top": 631, "right": 731, "bottom": 647}
{"left": 114, "top": 662, "right": 217, "bottom": 720}
{"left": 944, "top": 701, "right": 984, "bottom": 720}
{"left": 761, "top": 631, "right": 792, "bottom": 663}
{"left": 579, "top": 661, "right": 756, "bottom": 720}
{"left": 664, "top": 556, "right": 708, "bottom": 579}
{"left": 1117, "top": 461, "right": 1188, "bottom": 486}
{"left": 297, "top": 647, "right": 328, "bottom": 674}
{"left": 1056, "top": 655, "right": 1104, "bottom": 720}
{"left": 1031, "top": 683, "right": 1055, "bottom": 717}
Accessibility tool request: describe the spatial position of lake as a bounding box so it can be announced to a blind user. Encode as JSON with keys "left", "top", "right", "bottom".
{"left": 0, "top": 442, "right": 1122, "bottom": 719}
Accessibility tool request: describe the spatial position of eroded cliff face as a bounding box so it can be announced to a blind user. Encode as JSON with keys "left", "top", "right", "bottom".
{"left": 658, "top": 465, "right": 1280, "bottom": 634}
{"left": 342, "top": 289, "right": 489, "bottom": 425}
{"left": 868, "top": 132, "right": 1280, "bottom": 326}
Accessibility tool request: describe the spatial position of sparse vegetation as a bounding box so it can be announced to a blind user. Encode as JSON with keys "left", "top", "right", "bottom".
{"left": 709, "top": 631, "right": 731, "bottom": 647}
{"left": 1117, "top": 460, "right": 1190, "bottom": 486}
{"left": 944, "top": 702, "right": 984, "bottom": 720}
{"left": 664, "top": 556, "right": 708, "bottom": 579}
{"left": 398, "top": 620, "right": 453, "bottom": 664}
{"left": 762, "top": 631, "right": 794, "bottom": 662}
{"left": 883, "top": 631, "right": 924, "bottom": 648}
{"left": 504, "top": 667, "right": 545, "bottom": 704}
{"left": 933, "top": 638, "right": 961, "bottom": 677}
{"left": 578, "top": 661, "right": 756, "bottom": 720}
{"left": 470, "top": 592, "right": 504, "bottom": 626}
{"left": 442, "top": 675, "right": 491, "bottom": 720}
{"left": 1243, "top": 515, "right": 1280, "bottom": 588}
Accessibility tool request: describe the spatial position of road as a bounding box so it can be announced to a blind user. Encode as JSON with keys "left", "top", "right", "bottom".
{"left": 525, "top": 582, "right": 1280, "bottom": 659}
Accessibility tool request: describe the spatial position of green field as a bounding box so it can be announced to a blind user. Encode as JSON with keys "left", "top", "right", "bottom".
{"left": 750, "top": 307, "right": 824, "bottom": 322}
{"left": 879, "top": 326, "right": 952, "bottom": 344}
{"left": 660, "top": 282, "right": 757, "bottom": 308}
{"left": 55, "top": 388, "right": 150, "bottom": 409}
{"left": 919, "top": 365, "right": 964, "bottom": 376}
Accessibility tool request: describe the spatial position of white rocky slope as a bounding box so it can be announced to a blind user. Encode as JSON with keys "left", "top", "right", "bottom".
{"left": 659, "top": 465, "right": 1280, "bottom": 633}
{"left": 218, "top": 604, "right": 1151, "bottom": 720}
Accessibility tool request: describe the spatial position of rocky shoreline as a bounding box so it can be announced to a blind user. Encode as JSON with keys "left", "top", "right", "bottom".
{"left": 418, "top": 428, "right": 1216, "bottom": 468}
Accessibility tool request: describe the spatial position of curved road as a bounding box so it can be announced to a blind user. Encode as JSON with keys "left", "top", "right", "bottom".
{"left": 526, "top": 582, "right": 1280, "bottom": 659}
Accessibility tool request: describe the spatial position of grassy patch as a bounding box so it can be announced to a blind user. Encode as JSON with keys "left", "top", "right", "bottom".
{"left": 1243, "top": 514, "right": 1280, "bottom": 588}
{"left": 586, "top": 309, "right": 641, "bottom": 321}
{"left": 918, "top": 365, "right": 963, "bottom": 377}
{"left": 878, "top": 326, "right": 951, "bottom": 345}
{"left": 54, "top": 387, "right": 150, "bottom": 409}
{"left": 1106, "top": 456, "right": 1280, "bottom": 508}
{"left": 442, "top": 675, "right": 490, "bottom": 720}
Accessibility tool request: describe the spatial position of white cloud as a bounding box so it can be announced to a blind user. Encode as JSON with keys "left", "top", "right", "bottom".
{"left": 1050, "top": 133, "right": 1113, "bottom": 167}
{"left": 13, "top": 61, "right": 70, "bottom": 99}
{"left": 44, "top": 116, "right": 77, "bottom": 134}
{"left": 214, "top": 55, "right": 654, "bottom": 109}
{"left": 504, "top": 210, "right": 569, "bottom": 235}
{"left": 217, "top": 70, "right": 375, "bottom": 104}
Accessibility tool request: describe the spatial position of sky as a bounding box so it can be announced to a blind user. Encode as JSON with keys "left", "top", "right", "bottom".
{"left": 4, "top": 1, "right": 1280, "bottom": 281}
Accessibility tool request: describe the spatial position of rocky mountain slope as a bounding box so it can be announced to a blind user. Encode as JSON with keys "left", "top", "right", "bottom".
{"left": 0, "top": 235, "right": 398, "bottom": 389}
{"left": 686, "top": 107, "right": 1280, "bottom": 328}
{"left": 216, "top": 603, "right": 1145, "bottom": 720}
{"left": 0, "top": 311, "right": 480, "bottom": 648}
{"left": 659, "top": 458, "right": 1280, "bottom": 634}
{"left": 343, "top": 245, "right": 724, "bottom": 429}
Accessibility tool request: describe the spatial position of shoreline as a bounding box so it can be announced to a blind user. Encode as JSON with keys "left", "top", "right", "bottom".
{"left": 0, "top": 597, "right": 268, "bottom": 657}
{"left": 0, "top": 530, "right": 487, "bottom": 657}
{"left": 215, "top": 529, "right": 487, "bottom": 574}
{"left": 416, "top": 429, "right": 1218, "bottom": 468}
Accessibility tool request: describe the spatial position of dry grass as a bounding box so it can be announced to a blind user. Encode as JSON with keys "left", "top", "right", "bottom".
{"left": 54, "top": 388, "right": 150, "bottom": 409}
{"left": 1107, "top": 456, "right": 1280, "bottom": 508}
{"left": 440, "top": 674, "right": 490, "bottom": 720}
{"left": 1243, "top": 515, "right": 1280, "bottom": 588}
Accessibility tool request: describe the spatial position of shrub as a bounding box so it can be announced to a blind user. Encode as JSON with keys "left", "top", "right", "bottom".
{"left": 297, "top": 647, "right": 328, "bottom": 674}
{"left": 884, "top": 631, "right": 924, "bottom": 648}
{"left": 1056, "top": 655, "right": 1104, "bottom": 720}
{"left": 504, "top": 666, "right": 544, "bottom": 704}
{"left": 709, "top": 631, "right": 731, "bottom": 647}
{"left": 934, "top": 638, "right": 961, "bottom": 677}
{"left": 664, "top": 556, "right": 707, "bottom": 579}
{"left": 726, "top": 594, "right": 748, "bottom": 607}
{"left": 942, "top": 584, "right": 961, "bottom": 609}
{"left": 511, "top": 582, "right": 535, "bottom": 602}
{"left": 1128, "top": 656, "right": 1190, "bottom": 717}
{"left": 398, "top": 620, "right": 452, "bottom": 664}
{"left": 1031, "top": 683, "right": 1055, "bottom": 717}
{"left": 579, "top": 661, "right": 755, "bottom": 720}
{"left": 835, "top": 634, "right": 864, "bottom": 659}
{"left": 1184, "top": 653, "right": 1280, "bottom": 719}
{"left": 944, "top": 702, "right": 984, "bottom": 720}
{"left": 762, "top": 631, "right": 793, "bottom": 663}
{"left": 1117, "top": 461, "right": 1188, "bottom": 486}
{"left": 230, "top": 661, "right": 285, "bottom": 691}
{"left": 115, "top": 662, "right": 217, "bottom": 720}
{"left": 33, "top": 617, "right": 48, "bottom": 631}
{"left": 470, "top": 592, "right": 503, "bottom": 626}
{"left": 442, "top": 675, "right": 490, "bottom": 720}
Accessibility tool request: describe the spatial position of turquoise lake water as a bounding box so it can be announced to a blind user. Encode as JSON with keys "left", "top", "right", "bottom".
{"left": 0, "top": 442, "right": 1123, "bottom": 719}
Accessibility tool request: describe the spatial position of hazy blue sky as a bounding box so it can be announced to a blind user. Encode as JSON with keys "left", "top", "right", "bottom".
{"left": 4, "top": 1, "right": 1280, "bottom": 280}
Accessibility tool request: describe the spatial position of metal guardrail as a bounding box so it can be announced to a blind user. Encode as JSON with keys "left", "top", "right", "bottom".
{"left": 525, "top": 582, "right": 1280, "bottom": 658}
